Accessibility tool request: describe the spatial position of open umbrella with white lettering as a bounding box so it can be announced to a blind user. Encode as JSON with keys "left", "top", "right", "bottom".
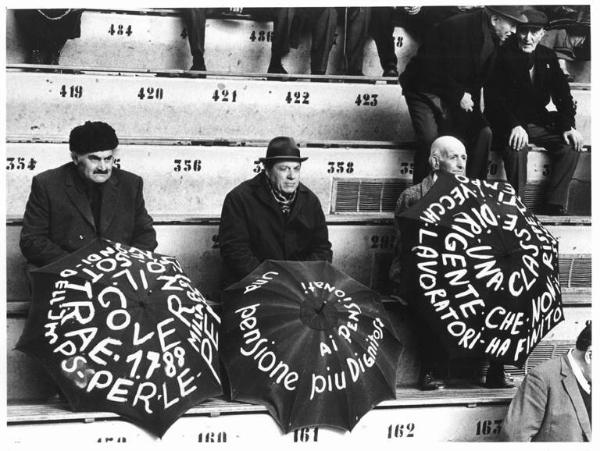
{"left": 220, "top": 260, "right": 403, "bottom": 433}
{"left": 397, "top": 172, "right": 563, "bottom": 367}
{"left": 16, "top": 238, "right": 222, "bottom": 437}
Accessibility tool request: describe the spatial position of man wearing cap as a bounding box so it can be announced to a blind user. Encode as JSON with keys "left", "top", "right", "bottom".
{"left": 399, "top": 6, "right": 526, "bottom": 184}
{"left": 500, "top": 321, "right": 592, "bottom": 441}
{"left": 20, "top": 121, "right": 157, "bottom": 267}
{"left": 486, "top": 8, "right": 583, "bottom": 215}
{"left": 219, "top": 137, "right": 332, "bottom": 286}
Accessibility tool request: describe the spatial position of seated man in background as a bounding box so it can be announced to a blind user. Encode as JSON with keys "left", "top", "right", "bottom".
{"left": 20, "top": 121, "right": 157, "bottom": 267}
{"left": 486, "top": 8, "right": 583, "bottom": 215}
{"left": 500, "top": 321, "right": 591, "bottom": 441}
{"left": 390, "top": 136, "right": 512, "bottom": 390}
{"left": 219, "top": 136, "right": 332, "bottom": 287}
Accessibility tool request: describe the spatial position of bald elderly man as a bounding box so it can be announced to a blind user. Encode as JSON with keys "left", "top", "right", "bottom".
{"left": 389, "top": 136, "right": 512, "bottom": 390}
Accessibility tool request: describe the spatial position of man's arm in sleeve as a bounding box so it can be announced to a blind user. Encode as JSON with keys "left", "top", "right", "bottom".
{"left": 219, "top": 191, "right": 261, "bottom": 280}
{"left": 548, "top": 53, "right": 577, "bottom": 133}
{"left": 500, "top": 371, "right": 547, "bottom": 441}
{"left": 130, "top": 177, "right": 158, "bottom": 251}
{"left": 305, "top": 197, "right": 332, "bottom": 262}
{"left": 20, "top": 176, "right": 69, "bottom": 266}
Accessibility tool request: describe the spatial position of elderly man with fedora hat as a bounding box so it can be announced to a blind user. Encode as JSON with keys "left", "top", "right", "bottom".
{"left": 486, "top": 8, "right": 583, "bottom": 215}
{"left": 20, "top": 120, "right": 157, "bottom": 267}
{"left": 219, "top": 137, "right": 332, "bottom": 287}
{"left": 399, "top": 5, "right": 527, "bottom": 184}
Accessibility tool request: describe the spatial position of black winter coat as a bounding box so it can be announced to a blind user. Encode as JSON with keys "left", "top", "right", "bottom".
{"left": 218, "top": 173, "right": 332, "bottom": 286}
{"left": 400, "top": 8, "right": 499, "bottom": 107}
{"left": 486, "top": 36, "right": 576, "bottom": 136}
{"left": 20, "top": 162, "right": 157, "bottom": 266}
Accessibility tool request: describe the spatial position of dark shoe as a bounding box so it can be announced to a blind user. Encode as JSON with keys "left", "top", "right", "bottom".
{"left": 30, "top": 49, "right": 43, "bottom": 65}
{"left": 267, "top": 63, "right": 295, "bottom": 81}
{"left": 542, "top": 203, "right": 568, "bottom": 216}
{"left": 190, "top": 56, "right": 207, "bottom": 78}
{"left": 419, "top": 371, "right": 445, "bottom": 391}
{"left": 382, "top": 67, "right": 399, "bottom": 78}
{"left": 267, "top": 63, "right": 287, "bottom": 75}
{"left": 347, "top": 69, "right": 364, "bottom": 76}
{"left": 485, "top": 364, "right": 515, "bottom": 388}
{"left": 190, "top": 54, "right": 206, "bottom": 71}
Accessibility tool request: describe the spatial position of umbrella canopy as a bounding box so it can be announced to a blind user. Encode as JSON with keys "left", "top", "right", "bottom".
{"left": 220, "top": 260, "right": 402, "bottom": 433}
{"left": 398, "top": 172, "right": 563, "bottom": 367}
{"left": 16, "top": 239, "right": 222, "bottom": 437}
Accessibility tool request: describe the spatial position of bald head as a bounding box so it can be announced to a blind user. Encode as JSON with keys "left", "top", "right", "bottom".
{"left": 429, "top": 136, "right": 467, "bottom": 176}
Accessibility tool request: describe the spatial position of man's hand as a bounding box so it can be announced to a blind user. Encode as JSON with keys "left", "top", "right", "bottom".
{"left": 402, "top": 6, "right": 422, "bottom": 15}
{"left": 563, "top": 128, "right": 584, "bottom": 152}
{"left": 508, "top": 125, "right": 529, "bottom": 151}
{"left": 460, "top": 92, "right": 474, "bottom": 112}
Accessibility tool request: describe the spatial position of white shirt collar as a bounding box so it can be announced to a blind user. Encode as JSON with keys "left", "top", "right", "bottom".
{"left": 567, "top": 349, "right": 591, "bottom": 394}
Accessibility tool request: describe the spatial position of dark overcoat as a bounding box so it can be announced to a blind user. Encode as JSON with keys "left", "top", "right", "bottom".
{"left": 500, "top": 353, "right": 591, "bottom": 441}
{"left": 486, "top": 36, "right": 576, "bottom": 137}
{"left": 400, "top": 8, "right": 498, "bottom": 108}
{"left": 20, "top": 162, "right": 157, "bottom": 266}
{"left": 219, "top": 173, "right": 332, "bottom": 286}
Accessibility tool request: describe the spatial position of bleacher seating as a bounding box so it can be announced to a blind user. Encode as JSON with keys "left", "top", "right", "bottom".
{"left": 5, "top": 142, "right": 591, "bottom": 218}
{"left": 5, "top": 7, "right": 592, "bottom": 444}
{"left": 6, "top": 9, "right": 420, "bottom": 77}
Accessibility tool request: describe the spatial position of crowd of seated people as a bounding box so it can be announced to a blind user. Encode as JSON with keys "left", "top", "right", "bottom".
{"left": 11, "top": 7, "right": 592, "bottom": 441}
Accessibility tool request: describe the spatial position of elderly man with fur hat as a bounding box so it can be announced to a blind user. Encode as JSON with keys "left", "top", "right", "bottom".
{"left": 20, "top": 121, "right": 157, "bottom": 267}
{"left": 219, "top": 137, "right": 332, "bottom": 287}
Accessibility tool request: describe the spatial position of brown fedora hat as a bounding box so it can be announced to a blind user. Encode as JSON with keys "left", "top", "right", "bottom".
{"left": 259, "top": 136, "right": 308, "bottom": 163}
{"left": 486, "top": 5, "right": 528, "bottom": 24}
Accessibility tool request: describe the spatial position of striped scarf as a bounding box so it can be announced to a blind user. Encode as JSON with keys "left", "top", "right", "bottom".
{"left": 265, "top": 174, "right": 297, "bottom": 216}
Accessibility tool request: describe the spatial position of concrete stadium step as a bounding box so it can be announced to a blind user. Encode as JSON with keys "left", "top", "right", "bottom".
{"left": 7, "top": 389, "right": 516, "bottom": 444}
{"left": 5, "top": 220, "right": 591, "bottom": 303}
{"left": 4, "top": 143, "right": 591, "bottom": 218}
{"left": 6, "top": 9, "right": 419, "bottom": 77}
{"left": 6, "top": 69, "right": 412, "bottom": 143}
{"left": 6, "top": 69, "right": 592, "bottom": 146}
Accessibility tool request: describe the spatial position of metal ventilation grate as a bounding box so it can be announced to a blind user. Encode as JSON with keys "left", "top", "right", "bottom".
{"left": 332, "top": 179, "right": 411, "bottom": 213}
{"left": 504, "top": 342, "right": 573, "bottom": 378}
{"left": 525, "top": 342, "right": 573, "bottom": 373}
{"left": 522, "top": 182, "right": 546, "bottom": 213}
{"left": 559, "top": 255, "right": 592, "bottom": 288}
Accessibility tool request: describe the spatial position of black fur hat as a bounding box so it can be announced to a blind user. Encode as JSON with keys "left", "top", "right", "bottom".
{"left": 69, "top": 121, "right": 119, "bottom": 155}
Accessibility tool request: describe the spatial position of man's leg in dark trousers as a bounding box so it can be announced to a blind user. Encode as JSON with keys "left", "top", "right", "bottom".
{"left": 502, "top": 142, "right": 529, "bottom": 199}
{"left": 308, "top": 7, "right": 337, "bottom": 74}
{"left": 343, "top": 7, "right": 371, "bottom": 75}
{"left": 407, "top": 304, "right": 447, "bottom": 388}
{"left": 370, "top": 7, "right": 398, "bottom": 75}
{"left": 269, "top": 8, "right": 295, "bottom": 72}
{"left": 182, "top": 8, "right": 208, "bottom": 70}
{"left": 527, "top": 123, "right": 580, "bottom": 209}
{"left": 466, "top": 125, "right": 492, "bottom": 180}
{"left": 404, "top": 92, "right": 442, "bottom": 184}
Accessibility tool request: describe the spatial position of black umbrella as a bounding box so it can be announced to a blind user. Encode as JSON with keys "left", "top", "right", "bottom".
{"left": 220, "top": 260, "right": 403, "bottom": 433}
{"left": 16, "top": 238, "right": 222, "bottom": 437}
{"left": 398, "top": 172, "right": 563, "bottom": 367}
